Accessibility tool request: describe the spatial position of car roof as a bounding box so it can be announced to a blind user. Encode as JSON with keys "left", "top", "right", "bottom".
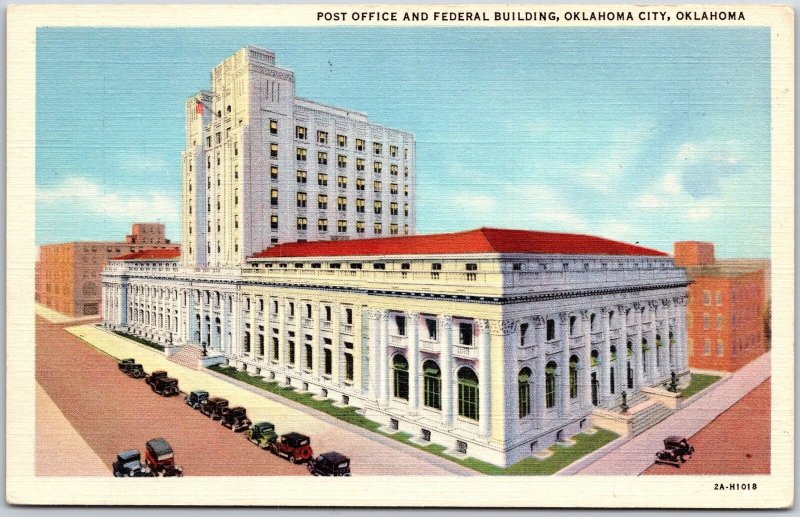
{"left": 665, "top": 435, "right": 685, "bottom": 442}
{"left": 153, "top": 370, "right": 168, "bottom": 374}
{"left": 192, "top": 390, "right": 209, "bottom": 395}
{"left": 118, "top": 449, "right": 140, "bottom": 461}
{"left": 146, "top": 438, "right": 173, "bottom": 456}
{"left": 283, "top": 432, "right": 310, "bottom": 442}
{"left": 320, "top": 451, "right": 349, "bottom": 463}
{"left": 254, "top": 421, "right": 274, "bottom": 428}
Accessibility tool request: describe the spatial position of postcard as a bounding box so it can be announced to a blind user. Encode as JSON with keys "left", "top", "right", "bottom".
{"left": 7, "top": 3, "right": 794, "bottom": 508}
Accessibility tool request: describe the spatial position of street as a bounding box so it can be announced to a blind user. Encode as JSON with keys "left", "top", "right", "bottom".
{"left": 36, "top": 315, "right": 472, "bottom": 476}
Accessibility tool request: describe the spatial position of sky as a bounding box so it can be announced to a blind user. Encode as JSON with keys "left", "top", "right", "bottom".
{"left": 36, "top": 27, "right": 771, "bottom": 258}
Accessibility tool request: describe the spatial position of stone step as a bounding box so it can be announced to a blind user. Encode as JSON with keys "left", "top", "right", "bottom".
{"left": 630, "top": 401, "right": 673, "bottom": 436}
{"left": 169, "top": 345, "right": 204, "bottom": 370}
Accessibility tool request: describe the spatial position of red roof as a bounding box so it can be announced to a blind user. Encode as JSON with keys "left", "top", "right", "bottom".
{"left": 111, "top": 248, "right": 181, "bottom": 261}
{"left": 250, "top": 228, "right": 667, "bottom": 259}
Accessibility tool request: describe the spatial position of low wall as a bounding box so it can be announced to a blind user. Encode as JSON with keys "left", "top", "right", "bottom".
{"left": 640, "top": 386, "right": 682, "bottom": 409}
{"left": 591, "top": 409, "right": 632, "bottom": 437}
{"left": 198, "top": 355, "right": 226, "bottom": 368}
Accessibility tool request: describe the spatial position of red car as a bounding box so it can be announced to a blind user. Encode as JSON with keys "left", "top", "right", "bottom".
{"left": 144, "top": 438, "right": 183, "bottom": 477}
{"left": 269, "top": 432, "right": 313, "bottom": 464}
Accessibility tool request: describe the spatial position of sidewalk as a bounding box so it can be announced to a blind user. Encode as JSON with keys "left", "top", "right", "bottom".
{"left": 35, "top": 303, "right": 101, "bottom": 325}
{"left": 66, "top": 324, "right": 476, "bottom": 476}
{"left": 572, "top": 352, "right": 771, "bottom": 475}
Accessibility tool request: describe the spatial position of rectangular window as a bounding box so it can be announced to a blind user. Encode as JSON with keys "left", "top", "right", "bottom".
{"left": 431, "top": 263, "right": 442, "bottom": 271}
{"left": 317, "top": 151, "right": 328, "bottom": 165}
{"left": 270, "top": 143, "right": 279, "bottom": 159}
{"left": 374, "top": 223, "right": 382, "bottom": 234}
{"left": 270, "top": 165, "right": 278, "bottom": 180}
{"left": 344, "top": 353, "right": 354, "bottom": 381}
{"left": 404, "top": 203, "right": 409, "bottom": 216}
{"left": 337, "top": 155, "right": 347, "bottom": 168}
{"left": 426, "top": 319, "right": 437, "bottom": 340}
{"left": 374, "top": 162, "right": 383, "bottom": 174}
{"left": 373, "top": 142, "right": 382, "bottom": 155}
{"left": 356, "top": 158, "right": 365, "bottom": 171}
{"left": 270, "top": 120, "right": 278, "bottom": 135}
{"left": 317, "top": 173, "right": 328, "bottom": 186}
{"left": 703, "top": 314, "right": 710, "bottom": 330}
{"left": 296, "top": 147, "right": 307, "bottom": 161}
{"left": 373, "top": 180, "right": 382, "bottom": 192}
{"left": 356, "top": 198, "right": 366, "bottom": 213}
{"left": 716, "top": 291, "right": 723, "bottom": 306}
{"left": 324, "top": 349, "right": 333, "bottom": 376}
{"left": 296, "top": 192, "right": 307, "bottom": 208}
{"left": 337, "top": 220, "right": 347, "bottom": 233}
{"left": 318, "top": 219, "right": 328, "bottom": 231}
{"left": 459, "top": 323, "right": 473, "bottom": 346}
{"left": 390, "top": 145, "right": 398, "bottom": 157}
{"left": 390, "top": 183, "right": 399, "bottom": 194}
{"left": 703, "top": 290, "right": 711, "bottom": 305}
{"left": 390, "top": 202, "right": 399, "bottom": 215}
{"left": 296, "top": 170, "right": 307, "bottom": 183}
{"left": 271, "top": 189, "right": 279, "bottom": 207}
{"left": 295, "top": 126, "right": 306, "bottom": 139}
{"left": 296, "top": 217, "right": 308, "bottom": 231}
{"left": 356, "top": 178, "right": 365, "bottom": 191}
{"left": 318, "top": 194, "right": 328, "bottom": 209}
{"left": 546, "top": 319, "right": 556, "bottom": 341}
{"left": 356, "top": 221, "right": 365, "bottom": 234}
{"left": 337, "top": 134, "right": 347, "bottom": 147}
{"left": 317, "top": 131, "right": 328, "bottom": 144}
{"left": 288, "top": 340, "right": 295, "bottom": 365}
{"left": 703, "top": 339, "right": 711, "bottom": 356}
{"left": 304, "top": 344, "right": 312, "bottom": 370}
{"left": 374, "top": 200, "right": 382, "bottom": 214}
{"left": 390, "top": 224, "right": 398, "bottom": 235}
{"left": 270, "top": 215, "right": 278, "bottom": 230}
{"left": 244, "top": 331, "right": 251, "bottom": 354}
{"left": 337, "top": 196, "right": 347, "bottom": 212}
{"left": 356, "top": 138, "right": 365, "bottom": 152}
{"left": 717, "top": 339, "right": 724, "bottom": 356}
{"left": 337, "top": 176, "right": 347, "bottom": 189}
{"left": 716, "top": 315, "right": 724, "bottom": 329}
{"left": 390, "top": 164, "right": 398, "bottom": 176}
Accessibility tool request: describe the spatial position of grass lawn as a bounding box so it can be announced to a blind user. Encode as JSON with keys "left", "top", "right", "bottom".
{"left": 210, "top": 364, "right": 619, "bottom": 475}
{"left": 112, "top": 330, "right": 165, "bottom": 352}
{"left": 681, "top": 373, "right": 721, "bottom": 399}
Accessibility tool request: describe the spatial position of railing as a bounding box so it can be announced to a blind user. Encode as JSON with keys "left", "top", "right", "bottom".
{"left": 419, "top": 339, "right": 440, "bottom": 353}
{"left": 516, "top": 346, "right": 536, "bottom": 361}
{"left": 389, "top": 334, "right": 407, "bottom": 347}
{"left": 320, "top": 320, "right": 332, "bottom": 331}
{"left": 341, "top": 324, "right": 354, "bottom": 335}
{"left": 453, "top": 344, "right": 477, "bottom": 359}
{"left": 302, "top": 318, "right": 314, "bottom": 329}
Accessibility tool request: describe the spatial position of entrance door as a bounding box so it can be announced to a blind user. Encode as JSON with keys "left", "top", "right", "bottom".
{"left": 591, "top": 372, "right": 599, "bottom": 406}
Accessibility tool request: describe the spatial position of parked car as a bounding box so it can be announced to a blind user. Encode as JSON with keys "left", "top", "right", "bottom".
{"left": 151, "top": 376, "right": 180, "bottom": 397}
{"left": 664, "top": 436, "right": 695, "bottom": 459}
{"left": 269, "top": 432, "right": 313, "bottom": 464}
{"left": 112, "top": 449, "right": 153, "bottom": 477}
{"left": 654, "top": 447, "right": 683, "bottom": 468}
{"left": 117, "top": 358, "right": 135, "bottom": 371}
{"left": 122, "top": 362, "right": 146, "bottom": 379}
{"left": 307, "top": 452, "right": 351, "bottom": 477}
{"left": 220, "top": 406, "right": 252, "bottom": 432}
{"left": 199, "top": 397, "right": 229, "bottom": 420}
{"left": 246, "top": 421, "right": 278, "bottom": 449}
{"left": 185, "top": 390, "right": 209, "bottom": 409}
{"left": 144, "top": 438, "right": 183, "bottom": 477}
{"left": 145, "top": 370, "right": 169, "bottom": 387}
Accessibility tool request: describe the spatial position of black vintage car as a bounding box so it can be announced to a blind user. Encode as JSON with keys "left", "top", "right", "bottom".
{"left": 145, "top": 370, "right": 169, "bottom": 387}
{"left": 307, "top": 452, "right": 351, "bottom": 477}
{"left": 151, "top": 376, "right": 180, "bottom": 397}
{"left": 122, "top": 362, "right": 146, "bottom": 379}
{"left": 112, "top": 449, "right": 153, "bottom": 477}
{"left": 118, "top": 358, "right": 135, "bottom": 371}
{"left": 220, "top": 406, "right": 252, "bottom": 432}
{"left": 199, "top": 397, "right": 229, "bottom": 420}
{"left": 144, "top": 438, "right": 183, "bottom": 477}
{"left": 664, "top": 436, "right": 695, "bottom": 458}
{"left": 184, "top": 390, "right": 209, "bottom": 409}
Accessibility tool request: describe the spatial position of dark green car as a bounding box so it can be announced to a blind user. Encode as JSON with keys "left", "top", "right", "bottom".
{"left": 246, "top": 421, "right": 278, "bottom": 449}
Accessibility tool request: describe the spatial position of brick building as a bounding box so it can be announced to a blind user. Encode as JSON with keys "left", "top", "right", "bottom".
{"left": 675, "top": 241, "right": 767, "bottom": 372}
{"left": 36, "top": 223, "right": 179, "bottom": 317}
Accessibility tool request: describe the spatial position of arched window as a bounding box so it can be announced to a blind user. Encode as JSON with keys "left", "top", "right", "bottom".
{"left": 655, "top": 334, "right": 662, "bottom": 366}
{"left": 545, "top": 361, "right": 557, "bottom": 409}
{"left": 457, "top": 367, "right": 479, "bottom": 420}
{"left": 422, "top": 360, "right": 441, "bottom": 410}
{"left": 518, "top": 367, "right": 532, "bottom": 418}
{"left": 590, "top": 349, "right": 599, "bottom": 367}
{"left": 569, "top": 355, "right": 579, "bottom": 399}
{"left": 392, "top": 355, "right": 409, "bottom": 400}
{"left": 642, "top": 339, "right": 648, "bottom": 372}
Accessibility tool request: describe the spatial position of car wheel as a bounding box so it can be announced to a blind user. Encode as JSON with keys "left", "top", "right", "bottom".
{"left": 289, "top": 455, "right": 296, "bottom": 464}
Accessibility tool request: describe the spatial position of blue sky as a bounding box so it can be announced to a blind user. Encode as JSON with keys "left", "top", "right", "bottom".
{"left": 36, "top": 27, "right": 771, "bottom": 258}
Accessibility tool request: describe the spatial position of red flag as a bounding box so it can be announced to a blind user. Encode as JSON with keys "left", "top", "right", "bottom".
{"left": 195, "top": 100, "right": 204, "bottom": 114}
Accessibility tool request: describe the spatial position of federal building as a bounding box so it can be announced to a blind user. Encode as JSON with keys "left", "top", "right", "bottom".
{"left": 102, "top": 46, "right": 690, "bottom": 467}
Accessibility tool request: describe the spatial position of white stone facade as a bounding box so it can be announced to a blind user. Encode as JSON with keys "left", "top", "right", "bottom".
{"left": 102, "top": 251, "right": 689, "bottom": 467}
{"left": 182, "top": 46, "right": 416, "bottom": 269}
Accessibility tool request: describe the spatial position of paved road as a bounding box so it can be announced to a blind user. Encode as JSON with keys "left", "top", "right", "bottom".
{"left": 644, "top": 379, "right": 770, "bottom": 475}
{"left": 38, "top": 316, "right": 471, "bottom": 476}
{"left": 575, "top": 352, "right": 771, "bottom": 475}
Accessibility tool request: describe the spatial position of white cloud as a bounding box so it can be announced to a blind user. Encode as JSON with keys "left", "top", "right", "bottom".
{"left": 633, "top": 193, "right": 665, "bottom": 209}
{"left": 454, "top": 193, "right": 497, "bottom": 213}
{"left": 37, "top": 176, "right": 180, "bottom": 225}
{"left": 661, "top": 172, "right": 682, "bottom": 194}
{"left": 685, "top": 205, "right": 712, "bottom": 221}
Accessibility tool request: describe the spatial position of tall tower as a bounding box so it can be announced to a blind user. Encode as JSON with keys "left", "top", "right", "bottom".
{"left": 182, "top": 45, "right": 416, "bottom": 268}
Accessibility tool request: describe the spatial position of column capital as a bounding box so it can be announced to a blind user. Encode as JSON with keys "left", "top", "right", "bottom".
{"left": 477, "top": 319, "right": 491, "bottom": 333}
{"left": 438, "top": 314, "right": 453, "bottom": 328}
{"left": 558, "top": 312, "right": 569, "bottom": 324}
{"left": 532, "top": 315, "right": 546, "bottom": 328}
{"left": 367, "top": 308, "right": 383, "bottom": 320}
{"left": 632, "top": 302, "right": 643, "bottom": 311}
{"left": 674, "top": 295, "right": 688, "bottom": 306}
{"left": 489, "top": 319, "right": 516, "bottom": 336}
{"left": 579, "top": 309, "right": 591, "bottom": 321}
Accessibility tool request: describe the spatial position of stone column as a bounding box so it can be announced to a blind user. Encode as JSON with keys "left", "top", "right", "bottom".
{"left": 198, "top": 289, "right": 205, "bottom": 346}
{"left": 407, "top": 312, "right": 420, "bottom": 414}
{"left": 580, "top": 310, "right": 592, "bottom": 408}
{"left": 310, "top": 301, "right": 320, "bottom": 378}
{"left": 633, "top": 303, "right": 644, "bottom": 388}
{"left": 677, "top": 297, "right": 689, "bottom": 372}
{"left": 533, "top": 316, "right": 547, "bottom": 428}
{"left": 478, "top": 319, "right": 491, "bottom": 437}
{"left": 646, "top": 303, "right": 657, "bottom": 382}
{"left": 617, "top": 305, "right": 627, "bottom": 395}
{"left": 294, "top": 300, "right": 302, "bottom": 372}
{"left": 368, "top": 309, "right": 381, "bottom": 400}
{"left": 658, "top": 301, "right": 670, "bottom": 375}
{"left": 231, "top": 293, "right": 239, "bottom": 357}
{"left": 378, "top": 310, "right": 389, "bottom": 406}
{"left": 559, "top": 313, "right": 570, "bottom": 417}
{"left": 439, "top": 315, "right": 454, "bottom": 427}
{"left": 601, "top": 307, "right": 613, "bottom": 400}
{"left": 332, "top": 303, "right": 341, "bottom": 386}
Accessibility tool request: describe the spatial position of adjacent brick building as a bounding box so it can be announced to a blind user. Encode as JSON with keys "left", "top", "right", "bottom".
{"left": 675, "top": 241, "right": 767, "bottom": 372}
{"left": 36, "top": 223, "right": 179, "bottom": 317}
